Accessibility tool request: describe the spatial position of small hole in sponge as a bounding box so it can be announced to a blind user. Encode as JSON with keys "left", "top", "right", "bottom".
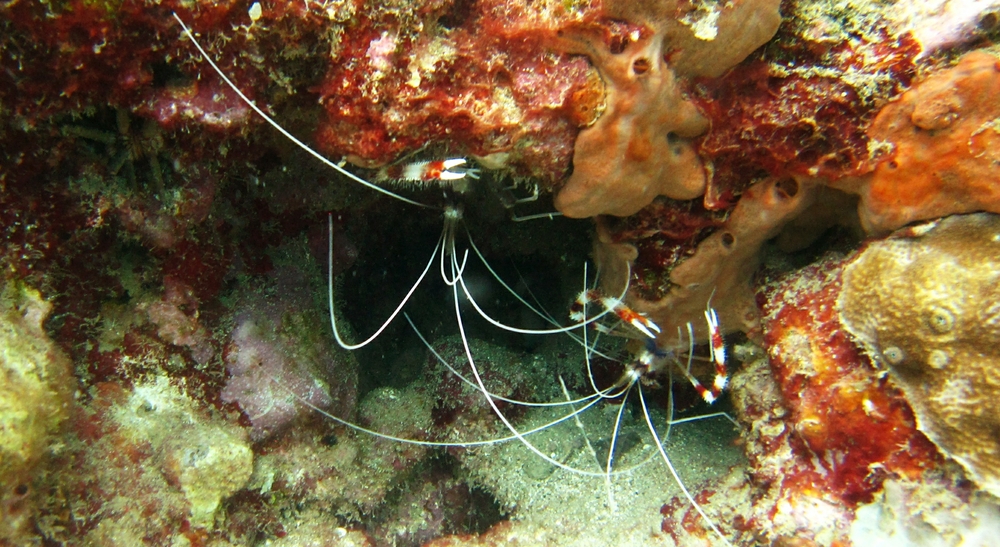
{"left": 927, "top": 306, "right": 955, "bottom": 333}
{"left": 721, "top": 232, "right": 735, "bottom": 248}
{"left": 666, "top": 132, "right": 684, "bottom": 155}
{"left": 980, "top": 11, "right": 998, "bottom": 31}
{"left": 632, "top": 58, "right": 651, "bottom": 75}
{"left": 775, "top": 178, "right": 799, "bottom": 199}
{"left": 609, "top": 35, "right": 629, "bottom": 54}
{"left": 887, "top": 160, "right": 899, "bottom": 169}
{"left": 883, "top": 346, "right": 905, "bottom": 365}
{"left": 14, "top": 484, "right": 28, "bottom": 497}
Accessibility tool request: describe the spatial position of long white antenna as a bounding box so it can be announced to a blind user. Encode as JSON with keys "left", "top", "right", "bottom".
{"left": 172, "top": 13, "right": 435, "bottom": 209}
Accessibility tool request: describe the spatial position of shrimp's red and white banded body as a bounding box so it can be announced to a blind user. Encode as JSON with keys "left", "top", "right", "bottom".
{"left": 633, "top": 307, "right": 729, "bottom": 404}
{"left": 572, "top": 288, "right": 729, "bottom": 404}
{"left": 375, "top": 158, "right": 480, "bottom": 190}
{"left": 705, "top": 308, "right": 728, "bottom": 397}
{"left": 569, "top": 289, "right": 661, "bottom": 339}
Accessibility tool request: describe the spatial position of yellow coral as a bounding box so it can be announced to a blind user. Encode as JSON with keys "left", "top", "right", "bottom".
{"left": 839, "top": 213, "right": 1000, "bottom": 497}
{"left": 0, "top": 282, "right": 73, "bottom": 542}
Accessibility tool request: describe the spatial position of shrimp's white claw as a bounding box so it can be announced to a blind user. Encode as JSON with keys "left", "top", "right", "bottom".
{"left": 629, "top": 318, "right": 658, "bottom": 339}
{"left": 439, "top": 158, "right": 473, "bottom": 180}
{"left": 438, "top": 170, "right": 468, "bottom": 181}
{"left": 377, "top": 158, "right": 479, "bottom": 188}
{"left": 639, "top": 316, "right": 662, "bottom": 334}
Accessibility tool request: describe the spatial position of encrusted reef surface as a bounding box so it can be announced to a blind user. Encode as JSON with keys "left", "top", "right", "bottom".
{"left": 3, "top": 0, "right": 1000, "bottom": 545}
{"left": 840, "top": 214, "right": 1000, "bottom": 500}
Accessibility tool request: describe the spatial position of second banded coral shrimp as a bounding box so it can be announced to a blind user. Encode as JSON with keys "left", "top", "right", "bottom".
{"left": 174, "top": 13, "right": 742, "bottom": 546}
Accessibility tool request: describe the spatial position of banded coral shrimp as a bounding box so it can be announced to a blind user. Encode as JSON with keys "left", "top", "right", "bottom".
{"left": 174, "top": 13, "right": 743, "bottom": 545}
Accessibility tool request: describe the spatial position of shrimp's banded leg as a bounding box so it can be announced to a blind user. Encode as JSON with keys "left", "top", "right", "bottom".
{"left": 674, "top": 310, "right": 728, "bottom": 404}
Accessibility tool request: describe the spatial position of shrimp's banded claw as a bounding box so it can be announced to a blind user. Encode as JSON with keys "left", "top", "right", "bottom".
{"left": 686, "top": 307, "right": 729, "bottom": 403}
{"left": 377, "top": 158, "right": 480, "bottom": 187}
{"left": 569, "top": 289, "right": 661, "bottom": 339}
{"left": 606, "top": 298, "right": 660, "bottom": 339}
{"left": 705, "top": 308, "right": 729, "bottom": 393}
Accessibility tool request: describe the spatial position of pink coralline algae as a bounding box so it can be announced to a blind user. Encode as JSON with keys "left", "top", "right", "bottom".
{"left": 142, "top": 276, "right": 216, "bottom": 365}
{"left": 889, "top": 0, "right": 1000, "bottom": 55}
{"left": 314, "top": 0, "right": 604, "bottom": 181}
{"left": 222, "top": 272, "right": 358, "bottom": 442}
{"left": 222, "top": 317, "right": 337, "bottom": 441}
{"left": 142, "top": 78, "right": 251, "bottom": 131}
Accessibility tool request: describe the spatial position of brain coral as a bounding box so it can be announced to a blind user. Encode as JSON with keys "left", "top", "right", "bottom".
{"left": 838, "top": 213, "right": 1000, "bottom": 498}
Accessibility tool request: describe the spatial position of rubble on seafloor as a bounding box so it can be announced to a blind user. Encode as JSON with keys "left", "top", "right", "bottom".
{"left": 2, "top": 0, "right": 1000, "bottom": 545}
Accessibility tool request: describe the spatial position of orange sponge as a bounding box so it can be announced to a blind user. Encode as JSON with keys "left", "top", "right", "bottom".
{"left": 860, "top": 51, "right": 1000, "bottom": 233}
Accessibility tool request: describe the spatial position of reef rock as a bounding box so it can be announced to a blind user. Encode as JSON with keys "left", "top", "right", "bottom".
{"left": 839, "top": 213, "right": 1000, "bottom": 498}
{"left": 0, "top": 283, "right": 73, "bottom": 542}
{"left": 222, "top": 264, "right": 359, "bottom": 442}
{"left": 761, "top": 253, "right": 938, "bottom": 507}
{"left": 101, "top": 376, "right": 254, "bottom": 531}
{"left": 850, "top": 476, "right": 1000, "bottom": 546}
{"left": 889, "top": 0, "right": 1000, "bottom": 55}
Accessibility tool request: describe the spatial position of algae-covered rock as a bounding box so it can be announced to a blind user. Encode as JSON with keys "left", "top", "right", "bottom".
{"left": 0, "top": 282, "right": 73, "bottom": 541}
{"left": 839, "top": 213, "right": 1000, "bottom": 497}
{"left": 110, "top": 376, "right": 254, "bottom": 528}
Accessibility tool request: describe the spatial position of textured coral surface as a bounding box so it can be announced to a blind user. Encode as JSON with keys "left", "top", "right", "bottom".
{"left": 840, "top": 213, "right": 1000, "bottom": 499}
{"left": 761, "top": 256, "right": 939, "bottom": 506}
